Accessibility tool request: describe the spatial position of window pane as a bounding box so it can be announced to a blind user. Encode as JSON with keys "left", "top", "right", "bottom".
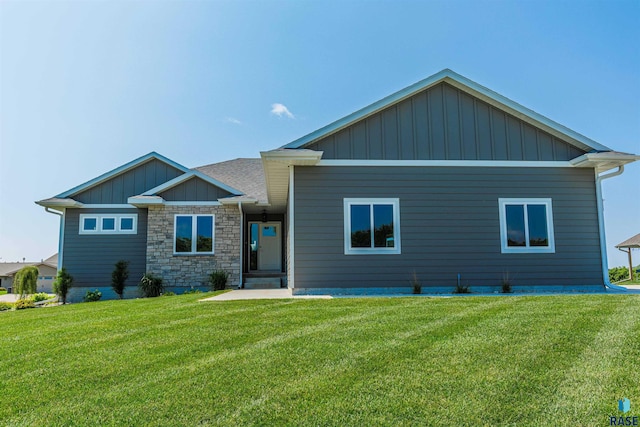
{"left": 262, "top": 226, "right": 276, "bottom": 237}
{"left": 175, "top": 216, "right": 192, "bottom": 252}
{"left": 250, "top": 223, "right": 259, "bottom": 270}
{"left": 83, "top": 218, "right": 97, "bottom": 231}
{"left": 120, "top": 217, "right": 134, "bottom": 230}
{"left": 102, "top": 218, "right": 115, "bottom": 230}
{"left": 527, "top": 204, "right": 549, "bottom": 247}
{"left": 505, "top": 205, "right": 526, "bottom": 247}
{"left": 373, "top": 204, "right": 394, "bottom": 248}
{"left": 196, "top": 216, "right": 213, "bottom": 252}
{"left": 350, "top": 205, "right": 371, "bottom": 248}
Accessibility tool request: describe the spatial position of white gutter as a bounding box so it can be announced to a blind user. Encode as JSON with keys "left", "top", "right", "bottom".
{"left": 595, "top": 166, "right": 627, "bottom": 291}
{"left": 44, "top": 207, "right": 64, "bottom": 271}
{"left": 238, "top": 202, "right": 244, "bottom": 289}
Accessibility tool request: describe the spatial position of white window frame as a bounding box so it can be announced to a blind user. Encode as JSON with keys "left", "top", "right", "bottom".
{"left": 79, "top": 214, "right": 138, "bottom": 235}
{"left": 173, "top": 214, "right": 215, "bottom": 255}
{"left": 343, "top": 198, "right": 401, "bottom": 255}
{"left": 498, "top": 198, "right": 555, "bottom": 254}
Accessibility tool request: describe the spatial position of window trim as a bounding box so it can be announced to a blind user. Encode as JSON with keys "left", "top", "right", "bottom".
{"left": 343, "top": 198, "right": 401, "bottom": 255}
{"left": 498, "top": 198, "right": 555, "bottom": 254}
{"left": 79, "top": 214, "right": 138, "bottom": 235}
{"left": 173, "top": 214, "right": 215, "bottom": 255}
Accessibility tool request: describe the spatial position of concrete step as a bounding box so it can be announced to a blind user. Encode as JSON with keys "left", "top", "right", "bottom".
{"left": 243, "top": 277, "right": 282, "bottom": 289}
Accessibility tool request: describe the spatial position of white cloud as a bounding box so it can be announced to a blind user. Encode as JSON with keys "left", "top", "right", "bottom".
{"left": 270, "top": 103, "right": 295, "bottom": 119}
{"left": 224, "top": 117, "right": 243, "bottom": 125}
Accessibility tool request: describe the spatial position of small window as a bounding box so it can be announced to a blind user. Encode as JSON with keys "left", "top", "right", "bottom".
{"left": 174, "top": 214, "right": 215, "bottom": 255}
{"left": 262, "top": 226, "right": 277, "bottom": 237}
{"left": 79, "top": 214, "right": 137, "bottom": 234}
{"left": 344, "top": 198, "right": 401, "bottom": 255}
{"left": 498, "top": 198, "right": 555, "bottom": 253}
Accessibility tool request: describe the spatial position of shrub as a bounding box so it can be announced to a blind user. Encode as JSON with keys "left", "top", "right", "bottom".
{"left": 453, "top": 283, "right": 471, "bottom": 294}
{"left": 0, "top": 302, "right": 13, "bottom": 311}
{"left": 501, "top": 271, "right": 513, "bottom": 293}
{"left": 209, "top": 270, "right": 229, "bottom": 291}
{"left": 14, "top": 299, "right": 35, "bottom": 310}
{"left": 14, "top": 265, "right": 38, "bottom": 298}
{"left": 53, "top": 267, "right": 73, "bottom": 304}
{"left": 83, "top": 289, "right": 102, "bottom": 302}
{"left": 31, "top": 292, "right": 51, "bottom": 303}
{"left": 111, "top": 260, "right": 129, "bottom": 299}
{"left": 139, "top": 273, "right": 163, "bottom": 298}
{"left": 411, "top": 271, "right": 421, "bottom": 294}
{"left": 162, "top": 291, "right": 176, "bottom": 296}
{"left": 183, "top": 288, "right": 202, "bottom": 294}
{"left": 0, "top": 286, "right": 7, "bottom": 292}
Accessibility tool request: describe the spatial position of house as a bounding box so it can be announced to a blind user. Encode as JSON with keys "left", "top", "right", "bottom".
{"left": 0, "top": 258, "right": 58, "bottom": 293}
{"left": 36, "top": 69, "right": 639, "bottom": 300}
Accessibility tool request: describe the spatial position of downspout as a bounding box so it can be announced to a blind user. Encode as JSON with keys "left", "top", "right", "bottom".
{"left": 238, "top": 202, "right": 244, "bottom": 289}
{"left": 44, "top": 207, "right": 64, "bottom": 271}
{"left": 595, "top": 165, "right": 626, "bottom": 291}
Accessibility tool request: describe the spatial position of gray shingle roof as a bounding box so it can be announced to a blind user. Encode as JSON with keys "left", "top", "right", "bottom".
{"left": 616, "top": 233, "right": 640, "bottom": 249}
{"left": 195, "top": 158, "right": 267, "bottom": 204}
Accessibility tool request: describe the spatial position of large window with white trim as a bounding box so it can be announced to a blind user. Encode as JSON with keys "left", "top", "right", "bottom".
{"left": 498, "top": 198, "right": 555, "bottom": 253}
{"left": 79, "top": 214, "right": 138, "bottom": 234}
{"left": 344, "top": 198, "right": 401, "bottom": 255}
{"left": 174, "top": 215, "right": 215, "bottom": 255}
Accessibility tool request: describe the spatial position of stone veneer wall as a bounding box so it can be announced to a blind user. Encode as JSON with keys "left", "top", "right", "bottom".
{"left": 146, "top": 205, "right": 241, "bottom": 289}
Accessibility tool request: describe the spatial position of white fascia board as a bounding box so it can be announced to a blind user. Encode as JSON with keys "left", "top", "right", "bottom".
{"left": 127, "top": 196, "right": 165, "bottom": 206}
{"left": 281, "top": 69, "right": 611, "bottom": 153}
{"left": 56, "top": 152, "right": 191, "bottom": 198}
{"left": 141, "top": 171, "right": 243, "bottom": 197}
{"left": 35, "top": 199, "right": 83, "bottom": 209}
{"left": 260, "top": 149, "right": 323, "bottom": 165}
{"left": 218, "top": 197, "right": 258, "bottom": 205}
{"left": 317, "top": 160, "right": 573, "bottom": 167}
{"left": 570, "top": 152, "right": 640, "bottom": 173}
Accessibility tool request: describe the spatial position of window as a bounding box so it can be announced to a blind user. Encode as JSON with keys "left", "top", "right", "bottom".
{"left": 344, "top": 198, "right": 401, "bottom": 254}
{"left": 174, "top": 215, "right": 214, "bottom": 255}
{"left": 498, "top": 198, "right": 555, "bottom": 253}
{"left": 79, "top": 214, "right": 137, "bottom": 234}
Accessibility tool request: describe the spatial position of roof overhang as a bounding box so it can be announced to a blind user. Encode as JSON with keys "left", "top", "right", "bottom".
{"left": 35, "top": 198, "right": 83, "bottom": 210}
{"left": 260, "top": 149, "right": 323, "bottom": 210}
{"left": 616, "top": 233, "right": 640, "bottom": 249}
{"left": 570, "top": 152, "right": 640, "bottom": 173}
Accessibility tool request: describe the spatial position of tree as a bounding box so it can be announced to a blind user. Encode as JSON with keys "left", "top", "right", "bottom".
{"left": 53, "top": 267, "right": 73, "bottom": 304}
{"left": 111, "top": 260, "right": 129, "bottom": 299}
{"left": 14, "top": 265, "right": 38, "bottom": 298}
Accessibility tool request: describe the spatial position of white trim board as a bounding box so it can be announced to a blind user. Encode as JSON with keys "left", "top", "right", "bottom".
{"left": 317, "top": 160, "right": 574, "bottom": 168}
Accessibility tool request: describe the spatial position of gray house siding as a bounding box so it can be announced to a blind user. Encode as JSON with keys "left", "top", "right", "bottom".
{"left": 293, "top": 166, "right": 602, "bottom": 290}
{"left": 159, "top": 177, "right": 232, "bottom": 201}
{"left": 306, "top": 83, "right": 586, "bottom": 161}
{"left": 62, "top": 208, "right": 147, "bottom": 301}
{"left": 74, "top": 159, "right": 184, "bottom": 204}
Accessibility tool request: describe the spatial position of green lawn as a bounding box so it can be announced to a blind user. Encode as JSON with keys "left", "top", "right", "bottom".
{"left": 1, "top": 293, "right": 639, "bottom": 426}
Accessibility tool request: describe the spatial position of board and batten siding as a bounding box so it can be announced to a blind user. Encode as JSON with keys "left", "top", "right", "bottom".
{"left": 62, "top": 208, "right": 147, "bottom": 299}
{"left": 73, "top": 159, "right": 184, "bottom": 204}
{"left": 293, "top": 166, "right": 602, "bottom": 289}
{"left": 159, "top": 176, "right": 232, "bottom": 201}
{"left": 306, "top": 82, "right": 586, "bottom": 161}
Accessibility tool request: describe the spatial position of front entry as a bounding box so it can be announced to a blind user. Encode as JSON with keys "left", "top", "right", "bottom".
{"left": 249, "top": 222, "right": 282, "bottom": 271}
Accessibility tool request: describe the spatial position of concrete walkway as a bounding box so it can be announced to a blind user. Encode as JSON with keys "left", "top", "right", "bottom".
{"left": 201, "top": 288, "right": 332, "bottom": 301}
{"left": 0, "top": 294, "right": 19, "bottom": 303}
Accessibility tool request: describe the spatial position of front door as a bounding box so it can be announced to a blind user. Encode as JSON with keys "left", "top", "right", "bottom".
{"left": 249, "top": 222, "right": 282, "bottom": 271}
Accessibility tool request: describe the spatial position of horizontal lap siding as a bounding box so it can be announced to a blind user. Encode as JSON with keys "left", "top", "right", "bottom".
{"left": 62, "top": 208, "right": 147, "bottom": 289}
{"left": 293, "top": 166, "right": 602, "bottom": 289}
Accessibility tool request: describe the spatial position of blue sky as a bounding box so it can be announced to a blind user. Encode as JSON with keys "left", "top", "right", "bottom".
{"left": 0, "top": 0, "right": 638, "bottom": 267}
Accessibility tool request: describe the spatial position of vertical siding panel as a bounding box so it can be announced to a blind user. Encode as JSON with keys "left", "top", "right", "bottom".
{"left": 460, "top": 94, "right": 476, "bottom": 160}
{"left": 335, "top": 129, "right": 351, "bottom": 159}
{"left": 351, "top": 122, "right": 367, "bottom": 158}
{"left": 322, "top": 135, "right": 336, "bottom": 158}
{"left": 476, "top": 102, "right": 492, "bottom": 160}
{"left": 383, "top": 107, "right": 399, "bottom": 160}
{"left": 429, "top": 85, "right": 446, "bottom": 159}
{"left": 368, "top": 115, "right": 383, "bottom": 159}
{"left": 507, "top": 116, "right": 523, "bottom": 160}
{"left": 413, "top": 92, "right": 429, "bottom": 159}
{"left": 134, "top": 167, "right": 146, "bottom": 195}
{"left": 101, "top": 180, "right": 113, "bottom": 204}
{"left": 491, "top": 109, "right": 508, "bottom": 160}
{"left": 145, "top": 162, "right": 155, "bottom": 191}
{"left": 523, "top": 124, "right": 539, "bottom": 160}
{"left": 398, "top": 99, "right": 414, "bottom": 160}
{"left": 444, "top": 85, "right": 462, "bottom": 160}
{"left": 538, "top": 131, "right": 554, "bottom": 160}
{"left": 568, "top": 145, "right": 584, "bottom": 159}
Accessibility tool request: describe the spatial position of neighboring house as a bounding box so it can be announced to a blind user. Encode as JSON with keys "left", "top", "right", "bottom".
{"left": 0, "top": 259, "right": 58, "bottom": 293}
{"left": 37, "top": 69, "right": 639, "bottom": 300}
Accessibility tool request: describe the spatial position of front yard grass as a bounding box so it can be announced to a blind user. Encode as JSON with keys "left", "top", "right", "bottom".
{"left": 1, "top": 293, "right": 639, "bottom": 426}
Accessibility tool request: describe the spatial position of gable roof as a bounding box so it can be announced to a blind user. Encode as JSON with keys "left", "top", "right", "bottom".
{"left": 140, "top": 169, "right": 243, "bottom": 197}
{"left": 282, "top": 69, "right": 612, "bottom": 153}
{"left": 196, "top": 158, "right": 268, "bottom": 204}
{"left": 55, "top": 152, "right": 190, "bottom": 199}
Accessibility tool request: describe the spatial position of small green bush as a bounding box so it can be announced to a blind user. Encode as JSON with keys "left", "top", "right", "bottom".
{"left": 209, "top": 270, "right": 229, "bottom": 291}
{"left": 501, "top": 271, "right": 513, "bottom": 293}
{"left": 83, "top": 289, "right": 102, "bottom": 302}
{"left": 14, "top": 265, "right": 38, "bottom": 298}
{"left": 111, "top": 260, "right": 129, "bottom": 299}
{"left": 0, "top": 302, "right": 13, "bottom": 311}
{"left": 31, "top": 292, "right": 51, "bottom": 303}
{"left": 453, "top": 283, "right": 471, "bottom": 294}
{"left": 139, "top": 273, "right": 163, "bottom": 298}
{"left": 411, "top": 271, "right": 421, "bottom": 294}
{"left": 162, "top": 291, "right": 176, "bottom": 296}
{"left": 53, "top": 267, "right": 73, "bottom": 304}
{"left": 0, "top": 286, "right": 7, "bottom": 292}
{"left": 14, "top": 299, "right": 35, "bottom": 310}
{"left": 183, "top": 288, "right": 202, "bottom": 294}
